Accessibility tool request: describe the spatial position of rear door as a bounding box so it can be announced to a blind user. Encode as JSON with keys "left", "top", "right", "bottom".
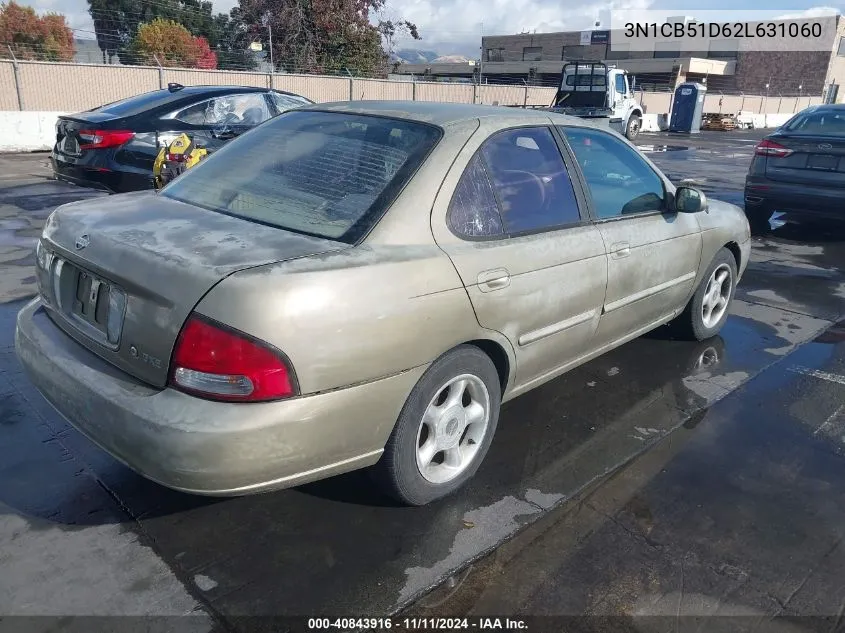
{"left": 431, "top": 121, "right": 608, "bottom": 390}
{"left": 765, "top": 110, "right": 845, "bottom": 187}
{"left": 560, "top": 125, "right": 702, "bottom": 346}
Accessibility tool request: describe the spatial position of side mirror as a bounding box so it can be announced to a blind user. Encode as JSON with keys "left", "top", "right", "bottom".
{"left": 675, "top": 186, "right": 708, "bottom": 214}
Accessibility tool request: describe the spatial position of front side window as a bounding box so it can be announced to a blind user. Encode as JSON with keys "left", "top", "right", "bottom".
{"left": 614, "top": 74, "right": 627, "bottom": 95}
{"left": 562, "top": 126, "right": 666, "bottom": 219}
{"left": 174, "top": 93, "right": 272, "bottom": 126}
{"left": 162, "top": 111, "right": 441, "bottom": 243}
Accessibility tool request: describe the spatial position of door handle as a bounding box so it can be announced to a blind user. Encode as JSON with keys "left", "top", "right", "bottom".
{"left": 611, "top": 242, "right": 630, "bottom": 259}
{"left": 477, "top": 268, "right": 510, "bottom": 293}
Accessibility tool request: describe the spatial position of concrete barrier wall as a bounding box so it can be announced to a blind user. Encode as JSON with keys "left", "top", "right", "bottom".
{"left": 0, "top": 111, "right": 66, "bottom": 152}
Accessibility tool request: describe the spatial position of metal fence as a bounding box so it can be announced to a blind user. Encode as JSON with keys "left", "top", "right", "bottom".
{"left": 0, "top": 59, "right": 826, "bottom": 115}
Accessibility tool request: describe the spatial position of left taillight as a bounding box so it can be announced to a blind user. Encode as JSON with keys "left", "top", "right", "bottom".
{"left": 78, "top": 129, "right": 136, "bottom": 150}
{"left": 169, "top": 314, "right": 298, "bottom": 403}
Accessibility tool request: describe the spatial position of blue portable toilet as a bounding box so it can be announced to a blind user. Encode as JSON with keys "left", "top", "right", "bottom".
{"left": 669, "top": 82, "right": 707, "bottom": 133}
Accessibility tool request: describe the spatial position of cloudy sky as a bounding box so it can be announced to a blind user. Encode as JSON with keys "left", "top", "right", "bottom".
{"left": 20, "top": 0, "right": 845, "bottom": 57}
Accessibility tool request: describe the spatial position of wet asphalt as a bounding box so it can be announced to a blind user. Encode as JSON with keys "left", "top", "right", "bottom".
{"left": 2, "top": 130, "right": 845, "bottom": 632}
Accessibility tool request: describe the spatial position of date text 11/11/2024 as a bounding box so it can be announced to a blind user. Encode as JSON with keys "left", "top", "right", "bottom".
{"left": 307, "top": 618, "right": 529, "bottom": 630}
{"left": 624, "top": 21, "right": 823, "bottom": 39}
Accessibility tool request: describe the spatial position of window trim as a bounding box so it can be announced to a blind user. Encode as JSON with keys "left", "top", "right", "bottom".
{"left": 446, "top": 124, "right": 592, "bottom": 242}
{"left": 556, "top": 124, "right": 673, "bottom": 224}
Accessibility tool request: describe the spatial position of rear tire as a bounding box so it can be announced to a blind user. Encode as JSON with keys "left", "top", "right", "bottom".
{"left": 373, "top": 345, "right": 501, "bottom": 506}
{"left": 673, "top": 248, "right": 737, "bottom": 341}
{"left": 625, "top": 114, "right": 642, "bottom": 141}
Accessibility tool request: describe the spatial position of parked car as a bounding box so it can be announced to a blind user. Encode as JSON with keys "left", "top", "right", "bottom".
{"left": 51, "top": 84, "right": 313, "bottom": 193}
{"left": 17, "top": 102, "right": 750, "bottom": 506}
{"left": 745, "top": 104, "right": 845, "bottom": 231}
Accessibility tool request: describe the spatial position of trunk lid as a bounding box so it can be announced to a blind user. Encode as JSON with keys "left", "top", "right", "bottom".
{"left": 37, "top": 191, "right": 346, "bottom": 387}
{"left": 764, "top": 133, "right": 845, "bottom": 187}
{"left": 54, "top": 112, "right": 130, "bottom": 159}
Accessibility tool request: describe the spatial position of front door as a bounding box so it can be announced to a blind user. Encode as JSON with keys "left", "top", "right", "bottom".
{"left": 560, "top": 125, "right": 703, "bottom": 346}
{"left": 431, "top": 123, "right": 608, "bottom": 390}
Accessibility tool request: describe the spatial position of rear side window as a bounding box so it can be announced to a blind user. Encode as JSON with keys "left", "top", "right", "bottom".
{"left": 448, "top": 155, "right": 504, "bottom": 237}
{"left": 270, "top": 91, "right": 312, "bottom": 113}
{"left": 480, "top": 127, "right": 582, "bottom": 234}
{"left": 783, "top": 110, "right": 845, "bottom": 136}
{"left": 161, "top": 111, "right": 442, "bottom": 244}
{"left": 448, "top": 127, "right": 582, "bottom": 238}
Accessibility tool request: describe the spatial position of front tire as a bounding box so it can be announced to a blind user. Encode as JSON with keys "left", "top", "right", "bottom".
{"left": 625, "top": 114, "right": 642, "bottom": 141}
{"left": 373, "top": 345, "right": 502, "bottom": 506}
{"left": 673, "top": 248, "right": 738, "bottom": 341}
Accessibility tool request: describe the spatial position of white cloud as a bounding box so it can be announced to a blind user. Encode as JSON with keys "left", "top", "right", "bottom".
{"left": 776, "top": 6, "right": 840, "bottom": 19}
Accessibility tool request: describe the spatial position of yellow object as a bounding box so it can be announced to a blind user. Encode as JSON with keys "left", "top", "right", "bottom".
{"left": 153, "top": 133, "right": 208, "bottom": 190}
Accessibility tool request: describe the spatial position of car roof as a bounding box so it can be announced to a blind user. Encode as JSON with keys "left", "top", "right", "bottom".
{"left": 171, "top": 85, "right": 269, "bottom": 94}
{"left": 803, "top": 103, "right": 845, "bottom": 113}
{"left": 306, "top": 100, "right": 579, "bottom": 126}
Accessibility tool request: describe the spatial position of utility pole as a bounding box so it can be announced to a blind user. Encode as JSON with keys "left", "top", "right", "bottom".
{"left": 479, "top": 22, "right": 484, "bottom": 86}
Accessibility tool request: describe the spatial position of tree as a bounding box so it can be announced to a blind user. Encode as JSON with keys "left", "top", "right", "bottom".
{"left": 0, "top": 1, "right": 74, "bottom": 61}
{"left": 130, "top": 18, "right": 217, "bottom": 69}
{"left": 193, "top": 35, "right": 217, "bottom": 68}
{"left": 40, "top": 14, "right": 75, "bottom": 61}
{"left": 377, "top": 18, "right": 420, "bottom": 61}
{"left": 238, "top": 0, "right": 419, "bottom": 76}
{"left": 87, "top": 0, "right": 255, "bottom": 69}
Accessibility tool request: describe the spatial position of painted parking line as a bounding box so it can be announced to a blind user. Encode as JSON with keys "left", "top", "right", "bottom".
{"left": 788, "top": 365, "right": 845, "bottom": 387}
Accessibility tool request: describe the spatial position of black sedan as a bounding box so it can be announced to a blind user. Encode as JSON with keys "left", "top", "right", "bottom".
{"left": 744, "top": 104, "right": 845, "bottom": 231}
{"left": 51, "top": 84, "right": 312, "bottom": 193}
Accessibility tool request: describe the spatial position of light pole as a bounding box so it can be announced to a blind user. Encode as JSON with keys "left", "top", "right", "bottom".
{"left": 263, "top": 12, "right": 274, "bottom": 71}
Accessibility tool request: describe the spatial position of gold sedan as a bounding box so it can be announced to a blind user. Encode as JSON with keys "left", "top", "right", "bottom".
{"left": 16, "top": 101, "right": 750, "bottom": 505}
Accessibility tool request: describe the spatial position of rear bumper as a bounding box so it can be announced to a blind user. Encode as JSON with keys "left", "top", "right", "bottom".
{"left": 51, "top": 153, "right": 152, "bottom": 194}
{"left": 744, "top": 177, "right": 845, "bottom": 220}
{"left": 15, "top": 298, "right": 424, "bottom": 495}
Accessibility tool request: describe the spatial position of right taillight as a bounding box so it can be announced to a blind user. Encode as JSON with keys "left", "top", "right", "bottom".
{"left": 78, "top": 129, "right": 135, "bottom": 150}
{"left": 169, "top": 314, "right": 297, "bottom": 402}
{"left": 755, "top": 139, "right": 793, "bottom": 158}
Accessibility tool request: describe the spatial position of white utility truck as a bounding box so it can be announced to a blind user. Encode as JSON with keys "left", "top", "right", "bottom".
{"left": 550, "top": 61, "right": 644, "bottom": 141}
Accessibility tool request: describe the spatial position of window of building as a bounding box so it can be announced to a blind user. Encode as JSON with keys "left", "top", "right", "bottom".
{"left": 487, "top": 48, "right": 505, "bottom": 62}
{"left": 654, "top": 41, "right": 682, "bottom": 59}
{"left": 607, "top": 43, "right": 630, "bottom": 60}
{"left": 523, "top": 46, "right": 543, "bottom": 61}
{"left": 838, "top": 37, "right": 845, "bottom": 57}
{"left": 562, "top": 45, "right": 589, "bottom": 60}
{"left": 708, "top": 39, "right": 739, "bottom": 59}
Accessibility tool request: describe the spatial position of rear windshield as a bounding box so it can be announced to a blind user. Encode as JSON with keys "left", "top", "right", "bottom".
{"left": 161, "top": 110, "right": 442, "bottom": 243}
{"left": 783, "top": 110, "right": 845, "bottom": 136}
{"left": 564, "top": 73, "right": 607, "bottom": 87}
{"left": 93, "top": 90, "right": 187, "bottom": 116}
